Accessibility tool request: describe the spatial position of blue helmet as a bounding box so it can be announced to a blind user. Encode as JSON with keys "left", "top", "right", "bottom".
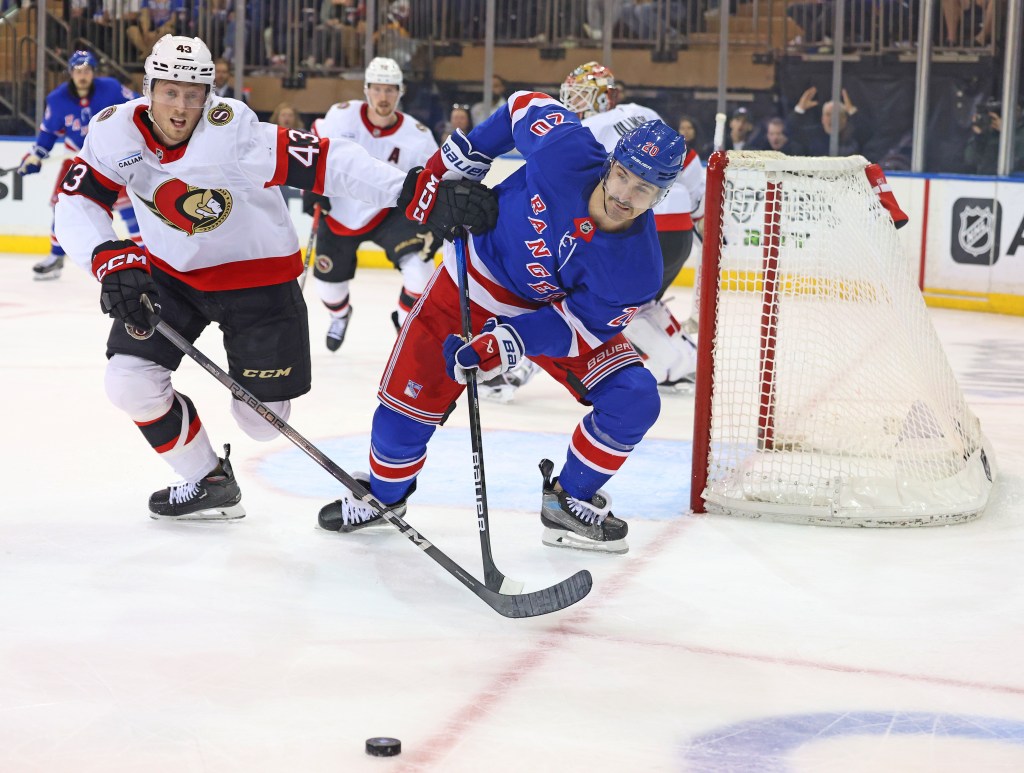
{"left": 68, "top": 50, "right": 98, "bottom": 73}
{"left": 611, "top": 119, "right": 686, "bottom": 191}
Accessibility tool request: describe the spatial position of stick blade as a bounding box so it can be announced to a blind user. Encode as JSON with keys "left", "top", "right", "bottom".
{"left": 481, "top": 570, "right": 593, "bottom": 619}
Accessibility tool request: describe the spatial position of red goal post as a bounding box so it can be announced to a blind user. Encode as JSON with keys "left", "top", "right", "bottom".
{"left": 689, "top": 151, "right": 994, "bottom": 527}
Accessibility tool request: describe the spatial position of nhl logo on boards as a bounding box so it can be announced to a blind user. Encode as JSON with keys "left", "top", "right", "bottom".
{"left": 97, "top": 106, "right": 117, "bottom": 122}
{"left": 207, "top": 103, "right": 234, "bottom": 127}
{"left": 951, "top": 197, "right": 1001, "bottom": 265}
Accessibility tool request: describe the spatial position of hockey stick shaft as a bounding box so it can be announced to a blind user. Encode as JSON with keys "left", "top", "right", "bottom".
{"left": 152, "top": 319, "right": 588, "bottom": 617}
{"left": 453, "top": 233, "right": 525, "bottom": 595}
{"left": 298, "top": 203, "right": 320, "bottom": 291}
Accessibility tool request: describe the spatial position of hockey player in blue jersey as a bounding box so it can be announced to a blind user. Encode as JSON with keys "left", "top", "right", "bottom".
{"left": 319, "top": 91, "right": 686, "bottom": 554}
{"left": 18, "top": 50, "right": 142, "bottom": 280}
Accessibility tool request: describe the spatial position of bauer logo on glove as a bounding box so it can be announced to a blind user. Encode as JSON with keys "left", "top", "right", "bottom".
{"left": 443, "top": 317, "right": 525, "bottom": 385}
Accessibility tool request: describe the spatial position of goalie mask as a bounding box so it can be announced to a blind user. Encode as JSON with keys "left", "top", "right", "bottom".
{"left": 560, "top": 61, "right": 619, "bottom": 119}
{"left": 143, "top": 34, "right": 215, "bottom": 109}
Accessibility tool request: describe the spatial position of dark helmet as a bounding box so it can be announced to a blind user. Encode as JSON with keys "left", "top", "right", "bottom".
{"left": 611, "top": 120, "right": 686, "bottom": 194}
{"left": 68, "top": 50, "right": 98, "bottom": 73}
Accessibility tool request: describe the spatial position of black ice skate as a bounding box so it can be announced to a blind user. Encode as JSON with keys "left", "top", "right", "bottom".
{"left": 538, "top": 459, "right": 628, "bottom": 554}
{"left": 149, "top": 445, "right": 245, "bottom": 520}
{"left": 318, "top": 473, "right": 414, "bottom": 533}
{"left": 325, "top": 307, "right": 353, "bottom": 352}
{"left": 32, "top": 253, "right": 64, "bottom": 281}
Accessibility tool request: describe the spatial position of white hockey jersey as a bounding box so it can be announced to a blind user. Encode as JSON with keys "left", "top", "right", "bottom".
{"left": 311, "top": 100, "right": 437, "bottom": 235}
{"left": 583, "top": 102, "right": 705, "bottom": 232}
{"left": 54, "top": 97, "right": 407, "bottom": 291}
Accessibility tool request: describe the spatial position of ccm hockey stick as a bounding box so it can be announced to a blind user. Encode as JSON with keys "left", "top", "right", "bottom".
{"left": 453, "top": 232, "right": 525, "bottom": 595}
{"left": 152, "top": 318, "right": 592, "bottom": 618}
{"left": 298, "top": 202, "right": 321, "bottom": 291}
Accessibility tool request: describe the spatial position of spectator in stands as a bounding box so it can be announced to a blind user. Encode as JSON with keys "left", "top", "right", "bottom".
{"left": 749, "top": 117, "right": 793, "bottom": 153}
{"left": 677, "top": 114, "right": 701, "bottom": 158}
{"left": 308, "top": 0, "right": 362, "bottom": 70}
{"left": 963, "top": 99, "right": 1024, "bottom": 175}
{"left": 941, "top": 0, "right": 995, "bottom": 46}
{"left": 785, "top": 87, "right": 870, "bottom": 156}
{"left": 270, "top": 101, "right": 305, "bottom": 130}
{"left": 727, "top": 107, "right": 755, "bottom": 150}
{"left": 127, "top": 0, "right": 186, "bottom": 59}
{"left": 211, "top": 58, "right": 248, "bottom": 103}
{"left": 471, "top": 74, "right": 507, "bottom": 127}
{"left": 438, "top": 103, "right": 473, "bottom": 144}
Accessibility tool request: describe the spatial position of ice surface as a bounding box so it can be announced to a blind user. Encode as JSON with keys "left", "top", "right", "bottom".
{"left": 2, "top": 253, "right": 1023, "bottom": 772}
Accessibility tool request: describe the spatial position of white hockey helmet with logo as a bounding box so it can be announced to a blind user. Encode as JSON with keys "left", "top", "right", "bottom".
{"left": 144, "top": 34, "right": 216, "bottom": 107}
{"left": 364, "top": 56, "right": 405, "bottom": 96}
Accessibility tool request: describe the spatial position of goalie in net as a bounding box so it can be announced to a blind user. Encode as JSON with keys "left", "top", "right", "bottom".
{"left": 689, "top": 151, "right": 994, "bottom": 527}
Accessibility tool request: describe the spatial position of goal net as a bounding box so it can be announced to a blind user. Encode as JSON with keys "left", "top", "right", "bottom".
{"left": 689, "top": 151, "right": 994, "bottom": 527}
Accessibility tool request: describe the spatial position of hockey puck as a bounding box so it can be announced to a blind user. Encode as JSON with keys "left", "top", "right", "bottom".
{"left": 365, "top": 737, "right": 402, "bottom": 757}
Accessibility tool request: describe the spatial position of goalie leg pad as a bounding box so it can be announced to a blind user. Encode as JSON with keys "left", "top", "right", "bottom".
{"left": 624, "top": 300, "right": 697, "bottom": 385}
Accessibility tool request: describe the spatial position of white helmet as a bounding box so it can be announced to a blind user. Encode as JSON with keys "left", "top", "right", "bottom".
{"left": 364, "top": 56, "right": 404, "bottom": 95}
{"left": 144, "top": 35, "right": 216, "bottom": 105}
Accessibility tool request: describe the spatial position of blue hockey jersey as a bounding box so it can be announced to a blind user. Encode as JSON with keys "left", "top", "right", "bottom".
{"left": 35, "top": 77, "right": 136, "bottom": 154}
{"left": 461, "top": 91, "right": 663, "bottom": 359}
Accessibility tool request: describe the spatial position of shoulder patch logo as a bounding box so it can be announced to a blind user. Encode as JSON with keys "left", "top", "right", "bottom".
{"left": 97, "top": 106, "right": 117, "bottom": 122}
{"left": 140, "top": 179, "right": 233, "bottom": 235}
{"left": 337, "top": 101, "right": 351, "bottom": 109}
{"left": 415, "top": 121, "right": 428, "bottom": 132}
{"left": 207, "top": 103, "right": 234, "bottom": 127}
{"left": 117, "top": 152, "right": 143, "bottom": 169}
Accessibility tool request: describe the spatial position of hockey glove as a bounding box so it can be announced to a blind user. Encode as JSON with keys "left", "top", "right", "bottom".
{"left": 865, "top": 163, "right": 908, "bottom": 230}
{"left": 17, "top": 145, "right": 48, "bottom": 176}
{"left": 423, "top": 129, "right": 494, "bottom": 183}
{"left": 399, "top": 167, "right": 498, "bottom": 242}
{"left": 302, "top": 189, "right": 331, "bottom": 217}
{"left": 92, "top": 239, "right": 161, "bottom": 336}
{"left": 443, "top": 317, "right": 525, "bottom": 385}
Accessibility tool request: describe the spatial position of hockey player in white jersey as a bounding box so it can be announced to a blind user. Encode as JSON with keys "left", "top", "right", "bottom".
{"left": 303, "top": 57, "right": 439, "bottom": 351}
{"left": 479, "top": 61, "right": 703, "bottom": 402}
{"left": 53, "top": 35, "right": 497, "bottom": 521}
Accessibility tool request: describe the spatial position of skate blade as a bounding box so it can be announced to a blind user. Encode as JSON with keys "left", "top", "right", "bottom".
{"left": 338, "top": 517, "right": 389, "bottom": 533}
{"left": 542, "top": 527, "right": 629, "bottom": 554}
{"left": 32, "top": 271, "right": 62, "bottom": 281}
{"left": 150, "top": 503, "right": 247, "bottom": 521}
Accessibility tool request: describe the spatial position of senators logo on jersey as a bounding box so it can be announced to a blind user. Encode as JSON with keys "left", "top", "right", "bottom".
{"left": 140, "top": 179, "right": 233, "bottom": 235}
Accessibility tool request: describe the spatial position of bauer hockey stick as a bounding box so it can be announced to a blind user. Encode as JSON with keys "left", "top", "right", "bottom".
{"left": 298, "top": 203, "right": 321, "bottom": 291}
{"left": 453, "top": 232, "right": 526, "bottom": 595}
{"left": 151, "top": 318, "right": 591, "bottom": 618}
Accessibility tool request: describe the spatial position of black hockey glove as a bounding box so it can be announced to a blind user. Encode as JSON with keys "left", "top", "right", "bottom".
{"left": 302, "top": 189, "right": 331, "bottom": 217}
{"left": 91, "top": 239, "right": 161, "bottom": 337}
{"left": 398, "top": 166, "right": 498, "bottom": 242}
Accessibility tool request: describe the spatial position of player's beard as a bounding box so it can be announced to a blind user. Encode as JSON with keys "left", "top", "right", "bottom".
{"left": 373, "top": 101, "right": 396, "bottom": 122}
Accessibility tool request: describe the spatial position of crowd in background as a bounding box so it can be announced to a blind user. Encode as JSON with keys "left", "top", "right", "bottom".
{"left": 3, "top": 0, "right": 1023, "bottom": 175}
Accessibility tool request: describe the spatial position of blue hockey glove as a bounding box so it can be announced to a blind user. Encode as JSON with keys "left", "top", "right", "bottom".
{"left": 443, "top": 317, "right": 525, "bottom": 384}
{"left": 17, "top": 145, "right": 48, "bottom": 176}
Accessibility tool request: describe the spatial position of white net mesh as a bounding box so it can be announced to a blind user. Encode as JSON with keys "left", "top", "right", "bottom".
{"left": 699, "top": 151, "right": 994, "bottom": 526}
